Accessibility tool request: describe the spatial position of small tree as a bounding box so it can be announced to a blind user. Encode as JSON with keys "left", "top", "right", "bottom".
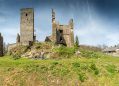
{"left": 75, "top": 35, "right": 79, "bottom": 47}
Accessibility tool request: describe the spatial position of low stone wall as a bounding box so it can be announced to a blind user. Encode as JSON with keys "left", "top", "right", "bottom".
{"left": 8, "top": 41, "right": 33, "bottom": 51}
{"left": 8, "top": 43, "right": 17, "bottom": 51}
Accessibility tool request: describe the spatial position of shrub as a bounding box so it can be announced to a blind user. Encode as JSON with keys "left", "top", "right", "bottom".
{"left": 35, "top": 64, "right": 39, "bottom": 67}
{"left": 26, "top": 45, "right": 30, "bottom": 48}
{"left": 44, "top": 67, "right": 48, "bottom": 71}
{"left": 78, "top": 72, "right": 87, "bottom": 82}
{"left": 61, "top": 69, "right": 69, "bottom": 76}
{"left": 52, "top": 62, "right": 58, "bottom": 65}
{"left": 13, "top": 55, "right": 21, "bottom": 60}
{"left": 85, "top": 54, "right": 89, "bottom": 57}
{"left": 74, "top": 47, "right": 79, "bottom": 49}
{"left": 10, "top": 52, "right": 12, "bottom": 55}
{"left": 49, "top": 65, "right": 55, "bottom": 70}
{"left": 107, "top": 67, "right": 115, "bottom": 73}
{"left": 38, "top": 42, "right": 41, "bottom": 45}
{"left": 72, "top": 62, "right": 80, "bottom": 67}
{"left": 117, "top": 70, "right": 119, "bottom": 73}
{"left": 95, "top": 69, "right": 99, "bottom": 75}
{"left": 108, "top": 64, "right": 116, "bottom": 68}
{"left": 40, "top": 65, "right": 45, "bottom": 69}
{"left": 87, "top": 57, "right": 92, "bottom": 59}
{"left": 90, "top": 63, "right": 97, "bottom": 70}
{"left": 88, "top": 68, "right": 92, "bottom": 72}
{"left": 58, "top": 46, "right": 75, "bottom": 56}
{"left": 80, "top": 64, "right": 87, "bottom": 70}
{"left": 81, "top": 54, "right": 85, "bottom": 57}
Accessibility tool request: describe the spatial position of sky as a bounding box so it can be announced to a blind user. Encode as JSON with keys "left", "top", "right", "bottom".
{"left": 0, "top": 0, "right": 119, "bottom": 47}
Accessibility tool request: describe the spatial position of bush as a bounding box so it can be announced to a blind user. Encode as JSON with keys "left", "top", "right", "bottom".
{"left": 107, "top": 67, "right": 115, "bottom": 73}
{"left": 35, "top": 64, "right": 39, "bottom": 67}
{"left": 44, "top": 67, "right": 48, "bottom": 71}
{"left": 38, "top": 42, "right": 41, "bottom": 45}
{"left": 58, "top": 46, "right": 75, "bottom": 56}
{"left": 50, "top": 65, "right": 55, "bottom": 70}
{"left": 117, "top": 70, "right": 119, "bottom": 73}
{"left": 40, "top": 65, "right": 46, "bottom": 69}
{"left": 74, "top": 47, "right": 79, "bottom": 49}
{"left": 90, "top": 63, "right": 97, "bottom": 70}
{"left": 78, "top": 72, "right": 87, "bottom": 82}
{"left": 72, "top": 62, "right": 80, "bottom": 67}
{"left": 88, "top": 68, "right": 92, "bottom": 72}
{"left": 26, "top": 45, "right": 30, "bottom": 48}
{"left": 85, "top": 54, "right": 89, "bottom": 57}
{"left": 61, "top": 69, "right": 69, "bottom": 76}
{"left": 10, "top": 52, "right": 12, "bottom": 55}
{"left": 95, "top": 69, "right": 99, "bottom": 75}
{"left": 52, "top": 62, "right": 58, "bottom": 65}
{"left": 80, "top": 64, "right": 87, "bottom": 70}
{"left": 12, "top": 55, "right": 21, "bottom": 60}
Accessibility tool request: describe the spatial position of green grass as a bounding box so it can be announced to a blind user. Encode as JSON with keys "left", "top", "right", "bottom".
{"left": 0, "top": 49, "right": 119, "bottom": 86}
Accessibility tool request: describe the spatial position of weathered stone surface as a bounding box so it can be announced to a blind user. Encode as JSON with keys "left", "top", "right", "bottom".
{"left": 8, "top": 8, "right": 35, "bottom": 52}
{"left": 45, "top": 36, "right": 53, "bottom": 42}
{"left": 33, "top": 52, "right": 41, "bottom": 58}
{"left": 46, "top": 54, "right": 57, "bottom": 59}
{"left": 21, "top": 47, "right": 28, "bottom": 54}
{"left": 20, "top": 8, "right": 34, "bottom": 42}
{"left": 16, "top": 33, "right": 20, "bottom": 43}
{"left": 75, "top": 49, "right": 81, "bottom": 54}
{"left": 75, "top": 51, "right": 81, "bottom": 54}
{"left": 44, "top": 51, "right": 52, "bottom": 54}
{"left": 47, "top": 8, "right": 74, "bottom": 47}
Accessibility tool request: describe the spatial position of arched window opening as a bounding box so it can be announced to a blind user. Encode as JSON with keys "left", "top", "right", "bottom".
{"left": 26, "top": 13, "right": 27, "bottom": 16}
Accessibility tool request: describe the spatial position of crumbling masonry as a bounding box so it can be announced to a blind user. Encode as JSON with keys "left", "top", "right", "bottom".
{"left": 8, "top": 8, "right": 36, "bottom": 51}
{"left": 8, "top": 8, "right": 74, "bottom": 51}
{"left": 45, "top": 8, "right": 74, "bottom": 47}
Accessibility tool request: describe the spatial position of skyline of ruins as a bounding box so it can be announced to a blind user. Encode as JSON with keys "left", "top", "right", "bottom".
{"left": 0, "top": 0, "right": 119, "bottom": 47}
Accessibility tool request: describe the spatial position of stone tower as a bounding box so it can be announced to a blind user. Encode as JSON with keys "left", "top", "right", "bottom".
{"left": 52, "top": 8, "right": 57, "bottom": 45}
{"left": 20, "top": 8, "right": 34, "bottom": 42}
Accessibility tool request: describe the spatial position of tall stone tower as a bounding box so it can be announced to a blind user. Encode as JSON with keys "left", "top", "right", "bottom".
{"left": 52, "top": 8, "right": 57, "bottom": 45}
{"left": 20, "top": 8, "right": 34, "bottom": 42}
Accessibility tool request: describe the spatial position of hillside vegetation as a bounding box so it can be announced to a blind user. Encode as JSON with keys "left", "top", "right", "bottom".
{"left": 0, "top": 42, "right": 119, "bottom": 86}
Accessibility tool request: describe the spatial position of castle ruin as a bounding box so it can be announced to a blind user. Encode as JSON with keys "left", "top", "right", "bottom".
{"left": 8, "top": 8, "right": 36, "bottom": 51}
{"left": 8, "top": 8, "right": 74, "bottom": 51}
{"left": 45, "top": 8, "right": 74, "bottom": 47}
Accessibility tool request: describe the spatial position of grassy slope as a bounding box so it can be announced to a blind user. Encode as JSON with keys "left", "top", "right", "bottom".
{"left": 1, "top": 43, "right": 119, "bottom": 86}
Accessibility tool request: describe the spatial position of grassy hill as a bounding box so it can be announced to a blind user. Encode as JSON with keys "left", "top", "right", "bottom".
{"left": 0, "top": 42, "right": 119, "bottom": 86}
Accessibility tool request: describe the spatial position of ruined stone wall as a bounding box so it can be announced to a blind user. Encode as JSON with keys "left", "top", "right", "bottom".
{"left": 8, "top": 41, "right": 33, "bottom": 51}
{"left": 20, "top": 8, "right": 34, "bottom": 42}
{"left": 56, "top": 25, "right": 70, "bottom": 46}
{"left": 51, "top": 8, "right": 74, "bottom": 47}
{"left": 8, "top": 43, "right": 17, "bottom": 52}
{"left": 16, "top": 33, "right": 20, "bottom": 43}
{"left": 45, "top": 36, "right": 53, "bottom": 42}
{"left": 69, "top": 31, "right": 74, "bottom": 47}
